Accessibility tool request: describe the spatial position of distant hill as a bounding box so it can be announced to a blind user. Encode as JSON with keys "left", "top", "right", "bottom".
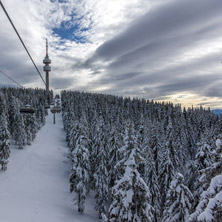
{"left": 212, "top": 109, "right": 222, "bottom": 117}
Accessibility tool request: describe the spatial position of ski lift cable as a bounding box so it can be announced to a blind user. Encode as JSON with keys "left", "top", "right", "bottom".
{"left": 0, "top": 1, "right": 46, "bottom": 86}
{"left": 0, "top": 70, "right": 23, "bottom": 88}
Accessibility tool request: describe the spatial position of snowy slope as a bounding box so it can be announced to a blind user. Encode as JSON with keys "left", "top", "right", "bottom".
{"left": 0, "top": 111, "right": 99, "bottom": 222}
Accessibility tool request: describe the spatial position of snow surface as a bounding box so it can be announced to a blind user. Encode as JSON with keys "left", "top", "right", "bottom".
{"left": 198, "top": 175, "right": 222, "bottom": 222}
{"left": 0, "top": 111, "right": 99, "bottom": 222}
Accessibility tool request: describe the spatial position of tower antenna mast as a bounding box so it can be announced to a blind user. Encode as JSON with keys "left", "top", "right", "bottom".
{"left": 43, "top": 38, "right": 51, "bottom": 93}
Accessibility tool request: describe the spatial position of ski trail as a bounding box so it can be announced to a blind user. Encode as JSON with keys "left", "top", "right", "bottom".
{"left": 0, "top": 112, "right": 99, "bottom": 222}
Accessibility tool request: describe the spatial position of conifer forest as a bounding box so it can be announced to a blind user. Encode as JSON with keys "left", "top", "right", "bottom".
{"left": 0, "top": 87, "right": 52, "bottom": 169}
{"left": 1, "top": 87, "right": 222, "bottom": 222}
{"left": 62, "top": 90, "right": 222, "bottom": 222}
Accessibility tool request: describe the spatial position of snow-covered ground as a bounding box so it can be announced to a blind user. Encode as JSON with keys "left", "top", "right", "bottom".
{"left": 0, "top": 111, "right": 99, "bottom": 222}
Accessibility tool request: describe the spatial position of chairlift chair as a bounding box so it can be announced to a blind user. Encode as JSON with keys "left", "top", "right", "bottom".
{"left": 50, "top": 107, "right": 56, "bottom": 114}
{"left": 20, "top": 104, "right": 35, "bottom": 114}
{"left": 51, "top": 107, "right": 61, "bottom": 113}
{"left": 55, "top": 107, "right": 61, "bottom": 113}
{"left": 44, "top": 103, "right": 50, "bottom": 109}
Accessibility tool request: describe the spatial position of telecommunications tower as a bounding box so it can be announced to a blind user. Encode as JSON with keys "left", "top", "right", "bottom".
{"left": 43, "top": 39, "right": 51, "bottom": 93}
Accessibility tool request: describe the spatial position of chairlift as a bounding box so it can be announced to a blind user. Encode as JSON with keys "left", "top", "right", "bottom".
{"left": 20, "top": 104, "right": 35, "bottom": 114}
{"left": 51, "top": 106, "right": 61, "bottom": 113}
{"left": 56, "top": 107, "right": 61, "bottom": 113}
{"left": 44, "top": 103, "right": 50, "bottom": 109}
{"left": 51, "top": 107, "right": 56, "bottom": 114}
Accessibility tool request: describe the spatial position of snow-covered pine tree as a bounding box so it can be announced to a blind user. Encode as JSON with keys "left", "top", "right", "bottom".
{"left": 165, "top": 116, "right": 180, "bottom": 169}
{"left": 158, "top": 136, "right": 176, "bottom": 211}
{"left": 0, "top": 113, "right": 10, "bottom": 170}
{"left": 144, "top": 145, "right": 161, "bottom": 222}
{"left": 148, "top": 123, "right": 162, "bottom": 174}
{"left": 36, "top": 105, "right": 46, "bottom": 129}
{"left": 7, "top": 95, "right": 19, "bottom": 136}
{"left": 94, "top": 135, "right": 110, "bottom": 219}
{"left": 0, "top": 91, "right": 7, "bottom": 114}
{"left": 190, "top": 136, "right": 222, "bottom": 222}
{"left": 64, "top": 111, "right": 76, "bottom": 147}
{"left": 162, "top": 173, "right": 193, "bottom": 222}
{"left": 69, "top": 131, "right": 90, "bottom": 213}
{"left": 67, "top": 120, "right": 81, "bottom": 154}
{"left": 29, "top": 113, "right": 38, "bottom": 141}
{"left": 193, "top": 140, "right": 214, "bottom": 202}
{"left": 108, "top": 125, "right": 122, "bottom": 188}
{"left": 90, "top": 113, "right": 106, "bottom": 189}
{"left": 195, "top": 141, "right": 214, "bottom": 171}
{"left": 114, "top": 121, "right": 140, "bottom": 180}
{"left": 13, "top": 112, "right": 27, "bottom": 149}
{"left": 184, "top": 159, "right": 198, "bottom": 193}
{"left": 136, "top": 114, "right": 147, "bottom": 176}
{"left": 23, "top": 114, "right": 34, "bottom": 145}
{"left": 108, "top": 149, "right": 154, "bottom": 222}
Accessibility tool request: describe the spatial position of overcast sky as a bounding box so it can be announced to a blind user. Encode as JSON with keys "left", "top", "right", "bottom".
{"left": 0, "top": 0, "right": 222, "bottom": 108}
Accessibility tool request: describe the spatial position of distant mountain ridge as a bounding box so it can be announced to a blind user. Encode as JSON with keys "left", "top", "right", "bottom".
{"left": 212, "top": 109, "right": 222, "bottom": 116}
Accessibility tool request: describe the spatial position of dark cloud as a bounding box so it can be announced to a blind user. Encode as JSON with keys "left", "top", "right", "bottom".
{"left": 92, "top": 0, "right": 221, "bottom": 61}
{"left": 198, "top": 101, "right": 222, "bottom": 107}
{"left": 50, "top": 76, "right": 74, "bottom": 90}
{"left": 204, "top": 82, "right": 222, "bottom": 98}
{"left": 105, "top": 21, "right": 221, "bottom": 74}
{"left": 84, "top": 0, "right": 222, "bottom": 104}
{"left": 152, "top": 75, "right": 222, "bottom": 96}
{"left": 0, "top": 32, "right": 44, "bottom": 87}
{"left": 96, "top": 51, "right": 221, "bottom": 92}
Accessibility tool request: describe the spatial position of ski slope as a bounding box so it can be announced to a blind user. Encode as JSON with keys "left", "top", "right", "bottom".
{"left": 0, "top": 111, "right": 99, "bottom": 222}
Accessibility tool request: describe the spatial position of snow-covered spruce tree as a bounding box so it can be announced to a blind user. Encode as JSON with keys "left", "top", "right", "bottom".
{"left": 144, "top": 145, "right": 161, "bottom": 222}
{"left": 29, "top": 113, "right": 38, "bottom": 141}
{"left": 193, "top": 141, "right": 214, "bottom": 202}
{"left": 165, "top": 117, "right": 180, "bottom": 169}
{"left": 0, "top": 91, "right": 7, "bottom": 113}
{"left": 114, "top": 121, "right": 141, "bottom": 180}
{"left": 36, "top": 105, "right": 46, "bottom": 129}
{"left": 65, "top": 112, "right": 76, "bottom": 148}
{"left": 162, "top": 173, "right": 193, "bottom": 222}
{"left": 23, "top": 114, "right": 33, "bottom": 145}
{"left": 158, "top": 136, "right": 176, "bottom": 211}
{"left": 108, "top": 149, "right": 154, "bottom": 222}
{"left": 0, "top": 113, "right": 10, "bottom": 170}
{"left": 195, "top": 141, "right": 214, "bottom": 171}
{"left": 67, "top": 120, "right": 80, "bottom": 153}
{"left": 189, "top": 137, "right": 222, "bottom": 222}
{"left": 136, "top": 114, "right": 148, "bottom": 176}
{"left": 23, "top": 113, "right": 38, "bottom": 144}
{"left": 94, "top": 135, "right": 110, "bottom": 219}
{"left": 108, "top": 124, "right": 123, "bottom": 188}
{"left": 184, "top": 159, "right": 198, "bottom": 193}
{"left": 7, "top": 95, "right": 20, "bottom": 136}
{"left": 90, "top": 113, "right": 106, "bottom": 189}
{"left": 13, "top": 112, "right": 27, "bottom": 149}
{"left": 69, "top": 131, "right": 90, "bottom": 213}
{"left": 148, "top": 123, "right": 162, "bottom": 175}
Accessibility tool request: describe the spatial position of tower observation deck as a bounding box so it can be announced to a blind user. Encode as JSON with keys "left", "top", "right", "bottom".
{"left": 43, "top": 39, "right": 51, "bottom": 92}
